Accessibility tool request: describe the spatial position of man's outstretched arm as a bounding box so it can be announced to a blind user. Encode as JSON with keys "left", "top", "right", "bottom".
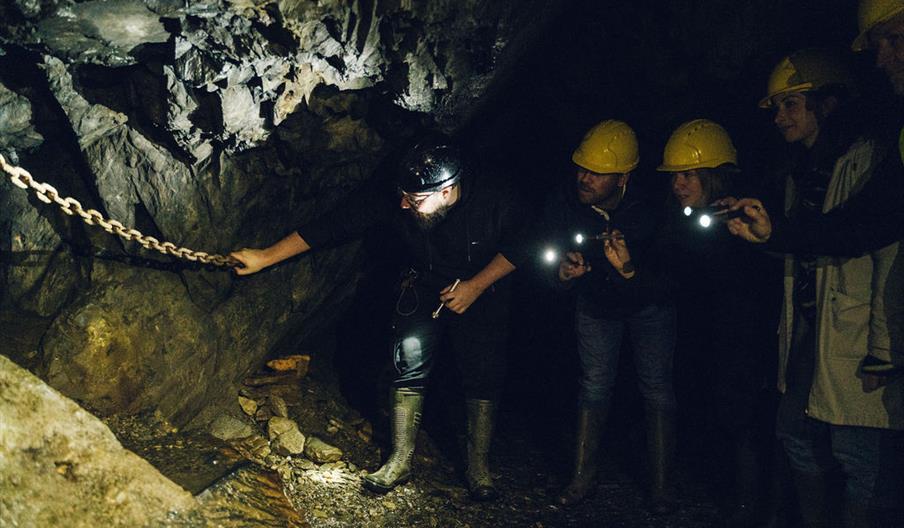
{"left": 230, "top": 231, "right": 311, "bottom": 275}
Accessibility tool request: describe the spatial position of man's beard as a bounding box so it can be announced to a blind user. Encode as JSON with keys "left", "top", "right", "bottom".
{"left": 410, "top": 203, "right": 451, "bottom": 231}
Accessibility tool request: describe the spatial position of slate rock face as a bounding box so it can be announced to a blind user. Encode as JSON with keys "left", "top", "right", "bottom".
{"left": 0, "top": 81, "right": 43, "bottom": 159}
{"left": 0, "top": 354, "right": 197, "bottom": 527}
{"left": 0, "top": 0, "right": 523, "bottom": 427}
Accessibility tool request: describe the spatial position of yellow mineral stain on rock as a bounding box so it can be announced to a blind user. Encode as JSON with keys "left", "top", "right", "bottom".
{"left": 85, "top": 318, "right": 113, "bottom": 353}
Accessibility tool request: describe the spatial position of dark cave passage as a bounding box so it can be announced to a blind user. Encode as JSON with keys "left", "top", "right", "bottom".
{"left": 3, "top": 0, "right": 903, "bottom": 527}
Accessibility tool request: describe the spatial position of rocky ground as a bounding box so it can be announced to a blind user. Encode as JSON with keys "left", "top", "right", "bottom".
{"left": 111, "top": 355, "right": 725, "bottom": 528}
{"left": 1, "top": 310, "right": 729, "bottom": 527}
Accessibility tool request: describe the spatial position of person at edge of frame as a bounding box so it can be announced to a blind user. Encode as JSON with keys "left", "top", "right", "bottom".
{"left": 722, "top": 45, "right": 904, "bottom": 527}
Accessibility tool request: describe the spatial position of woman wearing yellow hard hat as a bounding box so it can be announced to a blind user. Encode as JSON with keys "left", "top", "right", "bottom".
{"left": 652, "top": 119, "right": 781, "bottom": 528}
{"left": 603, "top": 119, "right": 781, "bottom": 525}
{"left": 726, "top": 48, "right": 904, "bottom": 527}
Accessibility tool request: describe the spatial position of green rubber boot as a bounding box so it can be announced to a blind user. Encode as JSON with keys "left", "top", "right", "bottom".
{"left": 362, "top": 387, "right": 423, "bottom": 494}
{"left": 466, "top": 399, "right": 499, "bottom": 501}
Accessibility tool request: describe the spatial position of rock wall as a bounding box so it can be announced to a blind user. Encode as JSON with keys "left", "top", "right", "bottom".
{"left": 0, "top": 0, "right": 864, "bottom": 430}
{"left": 0, "top": 354, "right": 197, "bottom": 527}
{"left": 0, "top": 0, "right": 531, "bottom": 426}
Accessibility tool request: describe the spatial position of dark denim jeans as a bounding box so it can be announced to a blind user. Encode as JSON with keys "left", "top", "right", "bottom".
{"left": 574, "top": 297, "right": 677, "bottom": 412}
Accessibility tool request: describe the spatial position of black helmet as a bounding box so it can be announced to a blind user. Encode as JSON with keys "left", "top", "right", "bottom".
{"left": 397, "top": 140, "right": 463, "bottom": 194}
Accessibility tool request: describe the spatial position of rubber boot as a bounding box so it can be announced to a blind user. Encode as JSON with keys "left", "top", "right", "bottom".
{"left": 465, "top": 399, "right": 499, "bottom": 501}
{"left": 362, "top": 387, "right": 423, "bottom": 494}
{"left": 792, "top": 470, "right": 828, "bottom": 528}
{"left": 556, "top": 405, "right": 606, "bottom": 506}
{"left": 727, "top": 436, "right": 761, "bottom": 528}
{"left": 647, "top": 407, "right": 677, "bottom": 515}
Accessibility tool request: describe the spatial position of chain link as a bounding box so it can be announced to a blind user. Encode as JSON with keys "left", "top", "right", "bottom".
{"left": 0, "top": 154, "right": 239, "bottom": 268}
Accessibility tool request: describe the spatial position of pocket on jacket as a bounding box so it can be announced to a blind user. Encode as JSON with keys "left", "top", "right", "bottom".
{"left": 827, "top": 287, "right": 869, "bottom": 359}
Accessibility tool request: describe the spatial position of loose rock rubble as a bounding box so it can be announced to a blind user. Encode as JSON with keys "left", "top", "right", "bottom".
{"left": 198, "top": 355, "right": 725, "bottom": 527}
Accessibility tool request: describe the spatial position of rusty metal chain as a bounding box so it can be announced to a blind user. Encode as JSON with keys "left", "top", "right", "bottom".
{"left": 0, "top": 154, "right": 238, "bottom": 268}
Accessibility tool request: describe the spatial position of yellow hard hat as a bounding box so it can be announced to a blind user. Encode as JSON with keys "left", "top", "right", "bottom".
{"left": 853, "top": 0, "right": 904, "bottom": 51}
{"left": 759, "top": 49, "right": 855, "bottom": 108}
{"left": 572, "top": 120, "right": 639, "bottom": 174}
{"left": 657, "top": 119, "right": 737, "bottom": 172}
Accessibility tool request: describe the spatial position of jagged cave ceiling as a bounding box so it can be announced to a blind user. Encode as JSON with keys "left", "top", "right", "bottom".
{"left": 0, "top": 0, "right": 865, "bottom": 430}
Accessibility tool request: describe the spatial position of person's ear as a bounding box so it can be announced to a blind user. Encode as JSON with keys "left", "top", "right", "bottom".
{"left": 619, "top": 173, "right": 631, "bottom": 187}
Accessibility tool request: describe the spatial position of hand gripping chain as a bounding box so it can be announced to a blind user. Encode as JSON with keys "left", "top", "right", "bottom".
{"left": 0, "top": 154, "right": 239, "bottom": 268}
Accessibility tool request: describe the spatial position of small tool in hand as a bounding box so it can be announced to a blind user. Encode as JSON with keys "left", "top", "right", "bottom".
{"left": 432, "top": 278, "right": 461, "bottom": 319}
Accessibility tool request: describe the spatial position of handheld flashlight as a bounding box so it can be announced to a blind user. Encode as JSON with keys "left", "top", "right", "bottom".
{"left": 574, "top": 232, "right": 623, "bottom": 244}
{"left": 684, "top": 206, "right": 747, "bottom": 228}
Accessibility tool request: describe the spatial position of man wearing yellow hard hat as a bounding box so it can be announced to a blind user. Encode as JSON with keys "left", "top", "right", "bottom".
{"left": 854, "top": 0, "right": 904, "bottom": 95}
{"left": 855, "top": 0, "right": 904, "bottom": 167}
{"left": 509, "top": 120, "right": 678, "bottom": 512}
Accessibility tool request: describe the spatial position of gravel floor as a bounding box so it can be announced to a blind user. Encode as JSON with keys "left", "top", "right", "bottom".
{"left": 108, "top": 337, "right": 730, "bottom": 528}
{"left": 229, "top": 367, "right": 726, "bottom": 528}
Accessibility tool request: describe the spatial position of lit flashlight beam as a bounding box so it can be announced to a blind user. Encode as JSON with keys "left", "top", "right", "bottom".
{"left": 684, "top": 205, "right": 749, "bottom": 218}
{"left": 699, "top": 208, "right": 750, "bottom": 228}
{"left": 432, "top": 278, "right": 461, "bottom": 319}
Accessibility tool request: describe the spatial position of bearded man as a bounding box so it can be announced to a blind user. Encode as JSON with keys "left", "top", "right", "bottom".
{"left": 231, "top": 137, "right": 525, "bottom": 501}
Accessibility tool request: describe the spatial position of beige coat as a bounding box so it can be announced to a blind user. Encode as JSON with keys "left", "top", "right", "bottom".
{"left": 777, "top": 138, "right": 904, "bottom": 430}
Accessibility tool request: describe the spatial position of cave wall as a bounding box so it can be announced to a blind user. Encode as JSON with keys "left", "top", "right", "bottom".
{"left": 0, "top": 0, "right": 536, "bottom": 427}
{"left": 0, "top": 354, "right": 198, "bottom": 526}
{"left": 0, "top": 0, "right": 880, "bottom": 428}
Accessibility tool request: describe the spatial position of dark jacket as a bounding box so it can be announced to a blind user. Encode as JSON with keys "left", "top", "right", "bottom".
{"left": 657, "top": 199, "right": 782, "bottom": 399}
{"left": 512, "top": 181, "right": 668, "bottom": 318}
{"left": 657, "top": 201, "right": 779, "bottom": 324}
{"left": 297, "top": 168, "right": 526, "bottom": 327}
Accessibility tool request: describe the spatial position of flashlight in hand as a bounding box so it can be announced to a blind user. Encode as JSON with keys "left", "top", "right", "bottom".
{"left": 574, "top": 232, "right": 623, "bottom": 244}
{"left": 683, "top": 206, "right": 747, "bottom": 228}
